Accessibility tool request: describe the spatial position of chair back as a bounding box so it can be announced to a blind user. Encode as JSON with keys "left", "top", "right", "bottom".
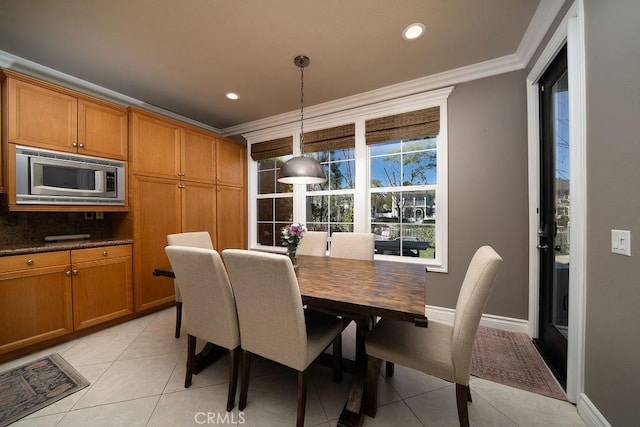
{"left": 297, "top": 231, "right": 328, "bottom": 256}
{"left": 222, "top": 249, "right": 308, "bottom": 371}
{"left": 167, "top": 231, "right": 214, "bottom": 249}
{"left": 329, "top": 232, "right": 375, "bottom": 261}
{"left": 164, "top": 246, "right": 239, "bottom": 349}
{"left": 451, "top": 245, "right": 503, "bottom": 383}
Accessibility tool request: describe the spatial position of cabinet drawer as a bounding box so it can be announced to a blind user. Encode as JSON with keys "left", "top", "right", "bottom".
{"left": 71, "top": 245, "right": 132, "bottom": 263}
{"left": 0, "top": 251, "right": 70, "bottom": 273}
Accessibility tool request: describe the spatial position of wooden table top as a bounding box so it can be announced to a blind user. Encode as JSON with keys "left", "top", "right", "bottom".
{"left": 296, "top": 255, "right": 427, "bottom": 322}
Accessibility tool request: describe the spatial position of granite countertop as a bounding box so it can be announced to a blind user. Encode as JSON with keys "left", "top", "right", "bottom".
{"left": 0, "top": 238, "right": 133, "bottom": 257}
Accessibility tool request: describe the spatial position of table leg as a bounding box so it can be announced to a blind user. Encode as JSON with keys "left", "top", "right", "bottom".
{"left": 193, "top": 342, "right": 227, "bottom": 374}
{"left": 337, "top": 315, "right": 372, "bottom": 427}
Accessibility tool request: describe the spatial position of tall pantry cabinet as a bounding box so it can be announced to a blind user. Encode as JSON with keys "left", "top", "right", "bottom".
{"left": 128, "top": 107, "right": 246, "bottom": 311}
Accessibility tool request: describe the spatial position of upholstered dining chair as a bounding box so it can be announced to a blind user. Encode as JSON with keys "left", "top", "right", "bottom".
{"left": 166, "top": 231, "right": 214, "bottom": 338}
{"left": 296, "top": 230, "right": 328, "bottom": 256}
{"left": 364, "top": 246, "right": 503, "bottom": 427}
{"left": 221, "top": 249, "right": 344, "bottom": 427}
{"left": 329, "top": 232, "right": 375, "bottom": 261}
{"left": 164, "top": 246, "right": 240, "bottom": 411}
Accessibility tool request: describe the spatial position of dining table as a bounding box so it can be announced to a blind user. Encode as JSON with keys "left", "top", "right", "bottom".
{"left": 153, "top": 253, "right": 428, "bottom": 427}
{"left": 295, "top": 255, "right": 428, "bottom": 427}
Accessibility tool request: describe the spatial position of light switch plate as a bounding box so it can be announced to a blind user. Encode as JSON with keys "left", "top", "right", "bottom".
{"left": 611, "top": 229, "right": 631, "bottom": 256}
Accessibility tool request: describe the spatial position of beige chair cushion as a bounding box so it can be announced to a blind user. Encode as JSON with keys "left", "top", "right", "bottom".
{"left": 329, "top": 232, "right": 375, "bottom": 261}
{"left": 165, "top": 246, "right": 240, "bottom": 350}
{"left": 365, "top": 245, "right": 502, "bottom": 386}
{"left": 222, "top": 249, "right": 343, "bottom": 372}
{"left": 167, "top": 231, "right": 214, "bottom": 303}
{"left": 366, "top": 318, "right": 455, "bottom": 382}
{"left": 297, "top": 231, "right": 328, "bottom": 256}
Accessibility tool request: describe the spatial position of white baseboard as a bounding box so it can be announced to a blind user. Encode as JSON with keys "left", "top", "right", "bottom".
{"left": 577, "top": 393, "right": 611, "bottom": 427}
{"left": 425, "top": 305, "right": 529, "bottom": 334}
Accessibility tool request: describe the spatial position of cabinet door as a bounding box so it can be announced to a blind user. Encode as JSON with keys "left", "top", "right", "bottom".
{"left": 182, "top": 128, "right": 215, "bottom": 184}
{"left": 129, "top": 110, "right": 181, "bottom": 178}
{"left": 131, "top": 175, "right": 181, "bottom": 311}
{"left": 78, "top": 99, "right": 128, "bottom": 160}
{"left": 6, "top": 78, "right": 78, "bottom": 152}
{"left": 181, "top": 181, "right": 216, "bottom": 243}
{"left": 216, "top": 185, "right": 246, "bottom": 251}
{"left": 71, "top": 245, "right": 133, "bottom": 330}
{"left": 0, "top": 263, "right": 73, "bottom": 354}
{"left": 216, "top": 138, "right": 246, "bottom": 187}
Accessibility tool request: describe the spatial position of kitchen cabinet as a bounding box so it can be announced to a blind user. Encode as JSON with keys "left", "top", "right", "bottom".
{"left": 0, "top": 244, "right": 133, "bottom": 356}
{"left": 215, "top": 138, "right": 246, "bottom": 251}
{"left": 129, "top": 108, "right": 245, "bottom": 311}
{"left": 1, "top": 70, "right": 128, "bottom": 160}
{"left": 0, "top": 252, "right": 73, "bottom": 354}
{"left": 129, "top": 108, "right": 215, "bottom": 183}
{"left": 71, "top": 245, "right": 133, "bottom": 330}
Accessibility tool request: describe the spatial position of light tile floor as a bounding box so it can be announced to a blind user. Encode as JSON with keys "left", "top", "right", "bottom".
{"left": 3, "top": 308, "right": 586, "bottom": 426}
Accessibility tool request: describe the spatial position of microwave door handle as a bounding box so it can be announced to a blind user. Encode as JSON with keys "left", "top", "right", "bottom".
{"left": 94, "top": 171, "right": 105, "bottom": 193}
{"left": 34, "top": 184, "right": 102, "bottom": 195}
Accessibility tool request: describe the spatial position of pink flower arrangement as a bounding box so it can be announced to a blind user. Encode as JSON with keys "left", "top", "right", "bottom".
{"left": 281, "top": 223, "right": 306, "bottom": 265}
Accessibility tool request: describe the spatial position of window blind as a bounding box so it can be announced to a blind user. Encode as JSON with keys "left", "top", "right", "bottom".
{"left": 365, "top": 107, "right": 440, "bottom": 145}
{"left": 303, "top": 123, "right": 355, "bottom": 153}
{"left": 250, "top": 136, "right": 293, "bottom": 161}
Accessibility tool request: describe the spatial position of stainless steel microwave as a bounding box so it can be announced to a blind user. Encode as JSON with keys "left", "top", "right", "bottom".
{"left": 14, "top": 145, "right": 126, "bottom": 206}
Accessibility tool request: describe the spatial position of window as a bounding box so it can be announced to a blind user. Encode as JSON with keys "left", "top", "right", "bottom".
{"left": 305, "top": 124, "right": 356, "bottom": 234}
{"left": 367, "top": 107, "right": 440, "bottom": 261}
{"left": 252, "top": 137, "right": 294, "bottom": 247}
{"left": 245, "top": 89, "right": 451, "bottom": 271}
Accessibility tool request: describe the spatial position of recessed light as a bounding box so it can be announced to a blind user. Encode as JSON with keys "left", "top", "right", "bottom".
{"left": 226, "top": 92, "right": 239, "bottom": 100}
{"left": 402, "top": 23, "right": 425, "bottom": 40}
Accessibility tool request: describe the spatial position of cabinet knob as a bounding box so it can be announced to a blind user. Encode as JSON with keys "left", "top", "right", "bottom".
{"left": 73, "top": 269, "right": 78, "bottom": 275}
{"left": 27, "top": 259, "right": 34, "bottom": 266}
{"left": 78, "top": 143, "right": 85, "bottom": 148}
{"left": 103, "top": 251, "right": 108, "bottom": 256}
{"left": 72, "top": 142, "right": 78, "bottom": 147}
{"left": 66, "top": 270, "right": 71, "bottom": 276}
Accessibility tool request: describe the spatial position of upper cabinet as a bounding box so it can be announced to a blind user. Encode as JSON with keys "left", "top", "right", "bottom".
{"left": 216, "top": 137, "right": 245, "bottom": 187}
{"left": 1, "top": 70, "right": 128, "bottom": 161}
{"left": 128, "top": 108, "right": 215, "bottom": 183}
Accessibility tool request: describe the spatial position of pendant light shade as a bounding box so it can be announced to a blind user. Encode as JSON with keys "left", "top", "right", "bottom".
{"left": 277, "top": 55, "right": 327, "bottom": 184}
{"left": 278, "top": 156, "right": 326, "bottom": 184}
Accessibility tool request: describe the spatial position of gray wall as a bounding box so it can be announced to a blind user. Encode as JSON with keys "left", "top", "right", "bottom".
{"left": 583, "top": 1, "right": 640, "bottom": 424}
{"left": 426, "top": 70, "right": 530, "bottom": 320}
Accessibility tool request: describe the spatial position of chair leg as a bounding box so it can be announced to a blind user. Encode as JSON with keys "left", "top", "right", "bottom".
{"left": 184, "top": 334, "right": 196, "bottom": 388}
{"left": 226, "top": 346, "right": 240, "bottom": 411}
{"left": 296, "top": 369, "right": 308, "bottom": 427}
{"left": 332, "top": 334, "right": 343, "bottom": 383}
{"left": 364, "top": 355, "right": 380, "bottom": 417}
{"left": 175, "top": 301, "right": 183, "bottom": 338}
{"left": 455, "top": 383, "right": 470, "bottom": 427}
{"left": 239, "top": 350, "right": 251, "bottom": 411}
{"left": 385, "top": 361, "right": 394, "bottom": 377}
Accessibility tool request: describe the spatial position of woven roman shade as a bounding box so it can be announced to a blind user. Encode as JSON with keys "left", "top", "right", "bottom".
{"left": 250, "top": 136, "right": 293, "bottom": 161}
{"left": 303, "top": 123, "right": 355, "bottom": 154}
{"left": 365, "top": 107, "right": 440, "bottom": 145}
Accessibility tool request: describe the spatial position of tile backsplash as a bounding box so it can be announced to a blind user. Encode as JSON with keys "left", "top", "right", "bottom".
{"left": 0, "top": 207, "right": 112, "bottom": 246}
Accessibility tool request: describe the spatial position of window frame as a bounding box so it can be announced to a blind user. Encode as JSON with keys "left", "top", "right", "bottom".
{"left": 244, "top": 87, "right": 452, "bottom": 272}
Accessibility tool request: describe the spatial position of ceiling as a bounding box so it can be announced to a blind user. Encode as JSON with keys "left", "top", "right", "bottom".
{"left": 0, "top": 1, "right": 545, "bottom": 134}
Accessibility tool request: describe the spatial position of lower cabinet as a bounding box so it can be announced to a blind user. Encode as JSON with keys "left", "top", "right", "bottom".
{"left": 0, "top": 252, "right": 73, "bottom": 354}
{"left": 0, "top": 244, "right": 133, "bottom": 356}
{"left": 71, "top": 245, "right": 133, "bottom": 330}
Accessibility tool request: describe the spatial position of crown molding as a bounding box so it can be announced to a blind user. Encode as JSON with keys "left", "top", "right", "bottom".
{"left": 516, "top": 0, "right": 566, "bottom": 68}
{"left": 0, "top": 49, "right": 222, "bottom": 135}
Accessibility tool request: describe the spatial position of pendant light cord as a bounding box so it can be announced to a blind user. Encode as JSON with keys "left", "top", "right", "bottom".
{"left": 299, "top": 63, "right": 305, "bottom": 155}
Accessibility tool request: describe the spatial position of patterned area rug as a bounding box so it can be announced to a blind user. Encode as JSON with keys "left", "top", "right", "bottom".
{"left": 471, "top": 326, "right": 566, "bottom": 400}
{"left": 0, "top": 353, "right": 89, "bottom": 426}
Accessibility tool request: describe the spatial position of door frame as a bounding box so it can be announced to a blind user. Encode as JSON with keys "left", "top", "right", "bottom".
{"left": 526, "top": 1, "right": 586, "bottom": 404}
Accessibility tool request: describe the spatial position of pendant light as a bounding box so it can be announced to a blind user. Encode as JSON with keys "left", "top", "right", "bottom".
{"left": 277, "top": 55, "right": 327, "bottom": 184}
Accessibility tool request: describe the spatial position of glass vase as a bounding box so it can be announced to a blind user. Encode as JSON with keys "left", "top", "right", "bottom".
{"left": 287, "top": 247, "right": 298, "bottom": 267}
